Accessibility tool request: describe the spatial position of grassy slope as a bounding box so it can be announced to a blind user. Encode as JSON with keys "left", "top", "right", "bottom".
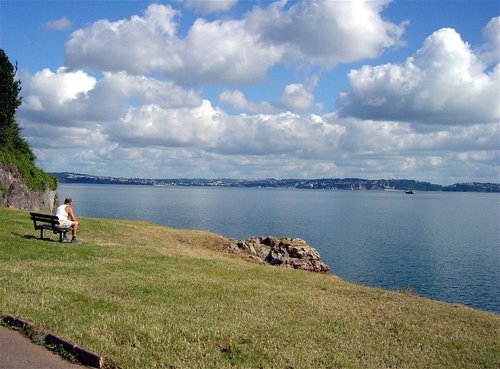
{"left": 0, "top": 208, "right": 498, "bottom": 369}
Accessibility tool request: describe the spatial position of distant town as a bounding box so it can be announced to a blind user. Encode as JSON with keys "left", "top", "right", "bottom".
{"left": 51, "top": 172, "right": 500, "bottom": 193}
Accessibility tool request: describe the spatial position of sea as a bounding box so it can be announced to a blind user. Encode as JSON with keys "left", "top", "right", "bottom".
{"left": 57, "top": 183, "right": 500, "bottom": 314}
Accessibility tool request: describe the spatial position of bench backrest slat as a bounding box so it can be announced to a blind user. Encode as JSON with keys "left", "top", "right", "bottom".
{"left": 30, "top": 212, "right": 62, "bottom": 227}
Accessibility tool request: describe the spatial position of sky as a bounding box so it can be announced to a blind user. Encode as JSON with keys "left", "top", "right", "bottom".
{"left": 0, "top": 0, "right": 499, "bottom": 185}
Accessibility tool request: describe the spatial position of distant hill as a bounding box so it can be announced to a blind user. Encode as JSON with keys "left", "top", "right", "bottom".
{"left": 51, "top": 172, "right": 500, "bottom": 192}
{"left": 442, "top": 182, "right": 500, "bottom": 193}
{"left": 52, "top": 172, "right": 444, "bottom": 190}
{"left": 50, "top": 172, "right": 499, "bottom": 193}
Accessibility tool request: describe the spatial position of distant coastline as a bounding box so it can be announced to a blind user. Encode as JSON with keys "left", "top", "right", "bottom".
{"left": 52, "top": 172, "right": 500, "bottom": 193}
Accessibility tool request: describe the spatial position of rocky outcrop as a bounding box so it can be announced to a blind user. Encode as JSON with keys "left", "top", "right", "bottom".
{"left": 227, "top": 236, "right": 329, "bottom": 273}
{"left": 0, "top": 165, "right": 57, "bottom": 213}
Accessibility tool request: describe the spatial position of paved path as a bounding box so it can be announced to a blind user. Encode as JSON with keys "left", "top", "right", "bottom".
{"left": 0, "top": 326, "right": 85, "bottom": 369}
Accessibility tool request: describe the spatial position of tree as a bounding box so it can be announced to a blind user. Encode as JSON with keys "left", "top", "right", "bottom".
{"left": 0, "top": 49, "right": 54, "bottom": 191}
{"left": 0, "top": 48, "right": 34, "bottom": 160}
{"left": 0, "top": 49, "right": 22, "bottom": 145}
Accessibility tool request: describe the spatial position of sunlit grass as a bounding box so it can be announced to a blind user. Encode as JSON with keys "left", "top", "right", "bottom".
{"left": 1, "top": 208, "right": 499, "bottom": 368}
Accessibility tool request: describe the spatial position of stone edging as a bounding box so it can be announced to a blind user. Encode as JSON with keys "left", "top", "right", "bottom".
{"left": 2, "top": 315, "right": 112, "bottom": 368}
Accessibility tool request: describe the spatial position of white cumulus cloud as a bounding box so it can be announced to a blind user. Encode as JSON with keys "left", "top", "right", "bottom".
{"left": 25, "top": 67, "right": 95, "bottom": 105}
{"left": 64, "top": 4, "right": 282, "bottom": 84}
{"left": 477, "top": 16, "right": 500, "bottom": 65}
{"left": 14, "top": 3, "right": 499, "bottom": 184}
{"left": 63, "top": 1, "right": 404, "bottom": 85}
{"left": 246, "top": 0, "right": 405, "bottom": 67}
{"left": 337, "top": 20, "right": 500, "bottom": 126}
{"left": 20, "top": 68, "right": 202, "bottom": 130}
{"left": 64, "top": 4, "right": 182, "bottom": 75}
{"left": 281, "top": 83, "right": 315, "bottom": 110}
{"left": 107, "top": 100, "right": 224, "bottom": 149}
{"left": 219, "top": 90, "right": 276, "bottom": 114}
{"left": 178, "top": 18, "right": 282, "bottom": 84}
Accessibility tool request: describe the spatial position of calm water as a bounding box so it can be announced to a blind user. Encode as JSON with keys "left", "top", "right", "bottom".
{"left": 58, "top": 183, "right": 500, "bottom": 313}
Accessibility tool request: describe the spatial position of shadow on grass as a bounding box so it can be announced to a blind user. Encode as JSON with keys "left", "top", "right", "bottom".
{"left": 13, "top": 233, "right": 62, "bottom": 243}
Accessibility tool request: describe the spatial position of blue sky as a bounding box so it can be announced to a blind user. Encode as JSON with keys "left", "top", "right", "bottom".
{"left": 1, "top": 0, "right": 499, "bottom": 184}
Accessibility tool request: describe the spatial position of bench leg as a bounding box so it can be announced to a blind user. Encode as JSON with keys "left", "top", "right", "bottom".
{"left": 39, "top": 229, "right": 44, "bottom": 239}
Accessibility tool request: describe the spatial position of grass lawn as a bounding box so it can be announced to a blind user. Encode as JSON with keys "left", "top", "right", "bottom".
{"left": 0, "top": 208, "right": 499, "bottom": 368}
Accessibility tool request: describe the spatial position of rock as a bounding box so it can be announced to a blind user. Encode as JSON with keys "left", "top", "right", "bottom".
{"left": 0, "top": 165, "right": 56, "bottom": 213}
{"left": 227, "top": 236, "right": 329, "bottom": 273}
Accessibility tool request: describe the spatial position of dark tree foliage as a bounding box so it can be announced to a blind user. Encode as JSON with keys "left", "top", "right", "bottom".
{"left": 0, "top": 48, "right": 34, "bottom": 160}
{"left": 0, "top": 49, "right": 23, "bottom": 147}
{"left": 0, "top": 49, "right": 55, "bottom": 190}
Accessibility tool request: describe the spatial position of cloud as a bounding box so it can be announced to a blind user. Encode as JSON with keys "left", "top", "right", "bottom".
{"left": 219, "top": 90, "right": 253, "bottom": 111}
{"left": 337, "top": 20, "right": 500, "bottom": 126}
{"left": 64, "top": 4, "right": 181, "bottom": 75}
{"left": 180, "top": 0, "right": 238, "bottom": 14}
{"left": 21, "top": 67, "right": 96, "bottom": 125}
{"left": 25, "top": 67, "right": 95, "bottom": 105}
{"left": 220, "top": 78, "right": 319, "bottom": 113}
{"left": 64, "top": 4, "right": 282, "bottom": 84}
{"left": 219, "top": 90, "right": 277, "bottom": 114}
{"left": 215, "top": 112, "right": 344, "bottom": 157}
{"left": 177, "top": 18, "right": 282, "bottom": 84}
{"left": 246, "top": 0, "right": 405, "bottom": 67}
{"left": 281, "top": 83, "right": 314, "bottom": 110}
{"left": 27, "top": 107, "right": 498, "bottom": 182}
{"left": 45, "top": 17, "right": 72, "bottom": 31}
{"left": 63, "top": 1, "right": 404, "bottom": 85}
{"left": 16, "top": 4, "right": 499, "bottom": 184}
{"left": 218, "top": 90, "right": 266, "bottom": 113}
{"left": 477, "top": 16, "right": 500, "bottom": 65}
{"left": 18, "top": 62, "right": 498, "bottom": 184}
{"left": 20, "top": 68, "right": 202, "bottom": 128}
{"left": 107, "top": 100, "right": 224, "bottom": 149}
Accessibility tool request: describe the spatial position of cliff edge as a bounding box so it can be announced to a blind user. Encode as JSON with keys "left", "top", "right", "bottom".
{"left": 0, "top": 164, "right": 56, "bottom": 213}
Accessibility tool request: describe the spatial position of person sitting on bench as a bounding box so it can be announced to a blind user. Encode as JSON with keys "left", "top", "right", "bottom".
{"left": 55, "top": 197, "right": 81, "bottom": 243}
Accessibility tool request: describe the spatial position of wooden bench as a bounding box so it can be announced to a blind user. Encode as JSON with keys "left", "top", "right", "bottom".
{"left": 30, "top": 212, "right": 74, "bottom": 242}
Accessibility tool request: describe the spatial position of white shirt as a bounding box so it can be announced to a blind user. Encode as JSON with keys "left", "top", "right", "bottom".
{"left": 55, "top": 204, "right": 69, "bottom": 221}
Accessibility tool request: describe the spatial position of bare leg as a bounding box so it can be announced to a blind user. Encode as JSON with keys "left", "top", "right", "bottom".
{"left": 72, "top": 221, "right": 79, "bottom": 237}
